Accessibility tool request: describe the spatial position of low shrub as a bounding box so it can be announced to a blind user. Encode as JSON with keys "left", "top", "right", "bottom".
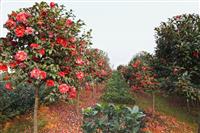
{"left": 82, "top": 103, "right": 145, "bottom": 133}
{"left": 0, "top": 82, "right": 49, "bottom": 123}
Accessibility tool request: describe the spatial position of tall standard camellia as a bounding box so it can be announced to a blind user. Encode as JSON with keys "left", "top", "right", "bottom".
{"left": 0, "top": 2, "right": 92, "bottom": 133}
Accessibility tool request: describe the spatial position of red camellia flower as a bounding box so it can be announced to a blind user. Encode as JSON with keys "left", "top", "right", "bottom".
{"left": 5, "top": 19, "right": 16, "bottom": 29}
{"left": 192, "top": 51, "right": 199, "bottom": 58}
{"left": 50, "top": 2, "right": 55, "bottom": 8}
{"left": 30, "top": 68, "right": 46, "bottom": 79}
{"left": 175, "top": 15, "right": 181, "bottom": 20}
{"left": 132, "top": 59, "right": 141, "bottom": 68}
{"left": 69, "top": 86, "right": 77, "bottom": 98}
{"left": 5, "top": 82, "right": 12, "bottom": 90}
{"left": 85, "top": 82, "right": 91, "bottom": 91}
{"left": 69, "top": 37, "right": 76, "bottom": 43}
{"left": 59, "top": 84, "right": 70, "bottom": 94}
{"left": 15, "top": 50, "right": 27, "bottom": 61}
{"left": 9, "top": 61, "right": 18, "bottom": 68}
{"left": 37, "top": 48, "right": 45, "bottom": 56}
{"left": 15, "top": 26, "right": 25, "bottom": 37}
{"left": 66, "top": 19, "right": 73, "bottom": 27}
{"left": 46, "top": 80, "right": 55, "bottom": 87}
{"left": 76, "top": 71, "right": 84, "bottom": 80}
{"left": 40, "top": 71, "right": 47, "bottom": 79}
{"left": 132, "top": 86, "right": 139, "bottom": 91}
{"left": 56, "top": 37, "right": 68, "bottom": 47}
{"left": 58, "top": 71, "right": 66, "bottom": 77}
{"left": 25, "top": 27, "right": 34, "bottom": 35}
{"left": 0, "top": 64, "right": 8, "bottom": 71}
{"left": 142, "top": 66, "right": 147, "bottom": 71}
{"left": 16, "top": 12, "right": 27, "bottom": 22}
{"left": 30, "top": 68, "right": 41, "bottom": 79}
{"left": 30, "top": 43, "right": 40, "bottom": 49}
{"left": 75, "top": 57, "right": 84, "bottom": 65}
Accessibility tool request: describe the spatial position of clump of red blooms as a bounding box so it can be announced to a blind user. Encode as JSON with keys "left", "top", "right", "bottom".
{"left": 0, "top": 2, "right": 92, "bottom": 99}
{"left": 0, "top": 2, "right": 112, "bottom": 100}
{"left": 128, "top": 58, "right": 158, "bottom": 93}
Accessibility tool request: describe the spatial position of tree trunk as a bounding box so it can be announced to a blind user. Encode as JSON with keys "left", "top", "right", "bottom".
{"left": 152, "top": 92, "right": 155, "bottom": 117}
{"left": 33, "top": 87, "right": 39, "bottom": 133}
{"left": 198, "top": 123, "right": 200, "bottom": 133}
{"left": 76, "top": 91, "right": 80, "bottom": 114}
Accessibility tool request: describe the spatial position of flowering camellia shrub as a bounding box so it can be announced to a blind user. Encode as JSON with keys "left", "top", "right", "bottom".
{"left": 0, "top": 2, "right": 93, "bottom": 132}
{"left": 155, "top": 14, "right": 200, "bottom": 102}
{"left": 83, "top": 48, "right": 112, "bottom": 92}
{"left": 119, "top": 52, "right": 159, "bottom": 114}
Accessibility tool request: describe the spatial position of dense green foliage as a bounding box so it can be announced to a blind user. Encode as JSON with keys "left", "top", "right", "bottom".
{"left": 0, "top": 82, "right": 49, "bottom": 122}
{"left": 101, "top": 71, "right": 135, "bottom": 105}
{"left": 155, "top": 14, "right": 200, "bottom": 102}
{"left": 82, "top": 103, "right": 145, "bottom": 133}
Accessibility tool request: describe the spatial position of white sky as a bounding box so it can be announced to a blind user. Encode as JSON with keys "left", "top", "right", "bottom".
{"left": 0, "top": 0, "right": 199, "bottom": 68}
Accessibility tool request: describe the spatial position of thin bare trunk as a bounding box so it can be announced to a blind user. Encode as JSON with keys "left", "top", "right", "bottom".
{"left": 152, "top": 92, "right": 155, "bottom": 117}
{"left": 76, "top": 91, "right": 80, "bottom": 115}
{"left": 33, "top": 87, "right": 39, "bottom": 133}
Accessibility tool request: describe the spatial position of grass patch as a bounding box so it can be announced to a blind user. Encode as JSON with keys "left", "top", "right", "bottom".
{"left": 133, "top": 92, "right": 198, "bottom": 132}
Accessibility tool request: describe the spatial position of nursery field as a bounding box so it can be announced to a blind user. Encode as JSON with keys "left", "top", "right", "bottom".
{"left": 0, "top": 1, "right": 200, "bottom": 133}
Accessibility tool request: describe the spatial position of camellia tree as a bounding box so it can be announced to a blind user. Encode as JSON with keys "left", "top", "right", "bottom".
{"left": 0, "top": 2, "right": 93, "bottom": 132}
{"left": 84, "top": 48, "right": 112, "bottom": 97}
{"left": 155, "top": 14, "right": 200, "bottom": 103}
{"left": 120, "top": 52, "right": 159, "bottom": 115}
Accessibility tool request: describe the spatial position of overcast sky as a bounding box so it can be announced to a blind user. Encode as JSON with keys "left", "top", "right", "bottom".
{"left": 0, "top": 0, "right": 199, "bottom": 68}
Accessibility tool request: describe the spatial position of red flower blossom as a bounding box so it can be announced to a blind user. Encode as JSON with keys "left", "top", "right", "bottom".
{"left": 85, "top": 82, "right": 91, "bottom": 91}
{"left": 132, "top": 86, "right": 139, "bottom": 91}
{"left": 15, "top": 26, "right": 25, "bottom": 37}
{"left": 0, "top": 64, "right": 8, "bottom": 71}
{"left": 15, "top": 51, "right": 27, "bottom": 61}
{"left": 5, "top": 82, "right": 12, "bottom": 90}
{"left": 50, "top": 2, "right": 55, "bottom": 8}
{"left": 40, "top": 71, "right": 47, "bottom": 79}
{"left": 66, "top": 19, "right": 73, "bottom": 27}
{"left": 75, "top": 57, "right": 84, "bottom": 65}
{"left": 32, "top": 56, "right": 39, "bottom": 62}
{"left": 192, "top": 51, "right": 199, "bottom": 58}
{"left": 59, "top": 84, "right": 70, "bottom": 94}
{"left": 30, "top": 43, "right": 40, "bottom": 49}
{"left": 30, "top": 68, "right": 46, "bottom": 79}
{"left": 132, "top": 59, "right": 141, "bottom": 68}
{"left": 58, "top": 71, "right": 66, "bottom": 77}
{"left": 19, "top": 63, "right": 26, "bottom": 68}
{"left": 101, "top": 70, "right": 107, "bottom": 76}
{"left": 25, "top": 27, "right": 34, "bottom": 35}
{"left": 30, "top": 68, "right": 40, "bottom": 79}
{"left": 76, "top": 71, "right": 84, "bottom": 80}
{"left": 56, "top": 37, "right": 68, "bottom": 47}
{"left": 69, "top": 37, "right": 76, "bottom": 43}
{"left": 175, "top": 15, "right": 181, "bottom": 20}
{"left": 69, "top": 86, "right": 77, "bottom": 98}
{"left": 9, "top": 61, "right": 17, "bottom": 68}
{"left": 5, "top": 19, "right": 16, "bottom": 29}
{"left": 37, "top": 48, "right": 45, "bottom": 56}
{"left": 142, "top": 66, "right": 147, "bottom": 71}
{"left": 16, "top": 12, "right": 27, "bottom": 22}
{"left": 46, "top": 80, "right": 55, "bottom": 87}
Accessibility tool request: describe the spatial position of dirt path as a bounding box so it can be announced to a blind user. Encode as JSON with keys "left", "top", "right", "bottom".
{"left": 40, "top": 83, "right": 105, "bottom": 133}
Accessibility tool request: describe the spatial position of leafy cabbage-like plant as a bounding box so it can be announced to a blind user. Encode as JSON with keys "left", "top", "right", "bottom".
{"left": 82, "top": 103, "right": 145, "bottom": 133}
